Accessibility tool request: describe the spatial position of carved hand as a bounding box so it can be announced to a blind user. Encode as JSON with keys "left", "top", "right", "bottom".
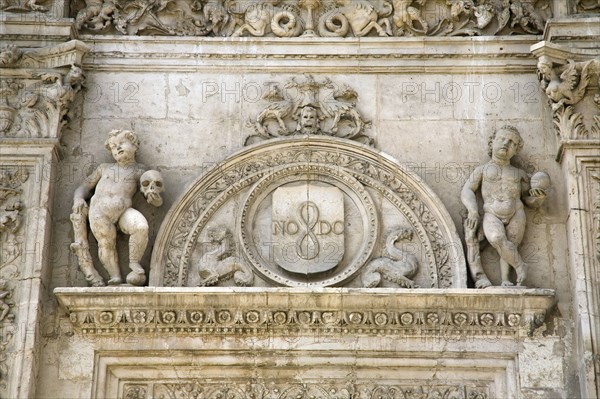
{"left": 72, "top": 198, "right": 88, "bottom": 214}
{"left": 146, "top": 192, "right": 163, "bottom": 207}
{"left": 529, "top": 188, "right": 546, "bottom": 198}
{"left": 465, "top": 211, "right": 479, "bottom": 231}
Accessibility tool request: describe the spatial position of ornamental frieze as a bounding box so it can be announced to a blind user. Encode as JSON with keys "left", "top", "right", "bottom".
{"left": 55, "top": 287, "right": 556, "bottom": 338}
{"left": 124, "top": 381, "right": 489, "bottom": 399}
{"left": 72, "top": 0, "right": 552, "bottom": 37}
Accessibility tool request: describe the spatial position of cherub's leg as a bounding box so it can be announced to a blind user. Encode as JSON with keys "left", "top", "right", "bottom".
{"left": 89, "top": 215, "right": 121, "bottom": 285}
{"left": 118, "top": 208, "right": 149, "bottom": 286}
{"left": 499, "top": 259, "right": 512, "bottom": 286}
{"left": 506, "top": 208, "right": 527, "bottom": 285}
{"left": 464, "top": 220, "right": 491, "bottom": 288}
{"left": 483, "top": 212, "right": 526, "bottom": 285}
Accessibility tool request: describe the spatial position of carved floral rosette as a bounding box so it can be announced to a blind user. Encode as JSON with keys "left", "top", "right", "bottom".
{"left": 150, "top": 136, "right": 466, "bottom": 288}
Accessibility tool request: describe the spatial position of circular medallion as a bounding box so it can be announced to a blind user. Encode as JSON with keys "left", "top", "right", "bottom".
{"left": 238, "top": 163, "right": 378, "bottom": 286}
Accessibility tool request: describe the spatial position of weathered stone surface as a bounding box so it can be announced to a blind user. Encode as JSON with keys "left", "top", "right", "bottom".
{"left": 1, "top": 7, "right": 597, "bottom": 399}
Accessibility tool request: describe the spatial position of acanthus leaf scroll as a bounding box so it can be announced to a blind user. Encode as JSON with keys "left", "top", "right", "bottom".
{"left": 536, "top": 56, "right": 600, "bottom": 142}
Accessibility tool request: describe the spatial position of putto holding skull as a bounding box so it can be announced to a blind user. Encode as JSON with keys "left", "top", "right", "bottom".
{"left": 71, "top": 129, "right": 164, "bottom": 286}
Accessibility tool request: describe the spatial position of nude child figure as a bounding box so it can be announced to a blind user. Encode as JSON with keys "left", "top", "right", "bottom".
{"left": 461, "top": 126, "right": 548, "bottom": 287}
{"left": 72, "top": 129, "right": 164, "bottom": 286}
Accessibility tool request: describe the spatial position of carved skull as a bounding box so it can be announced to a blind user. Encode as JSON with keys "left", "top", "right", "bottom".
{"left": 140, "top": 170, "right": 164, "bottom": 207}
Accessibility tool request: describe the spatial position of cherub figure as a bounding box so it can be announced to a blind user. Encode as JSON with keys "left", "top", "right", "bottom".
{"left": 461, "top": 126, "right": 548, "bottom": 287}
{"left": 72, "top": 129, "right": 164, "bottom": 286}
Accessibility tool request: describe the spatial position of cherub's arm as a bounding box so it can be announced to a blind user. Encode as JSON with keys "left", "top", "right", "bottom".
{"left": 0, "top": 292, "right": 9, "bottom": 299}
{"left": 72, "top": 165, "right": 102, "bottom": 212}
{"left": 461, "top": 165, "right": 484, "bottom": 230}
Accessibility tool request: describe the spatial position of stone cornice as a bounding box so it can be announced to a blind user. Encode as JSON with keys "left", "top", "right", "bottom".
{"left": 81, "top": 35, "right": 542, "bottom": 73}
{"left": 557, "top": 139, "right": 600, "bottom": 162}
{"left": 0, "top": 40, "right": 89, "bottom": 140}
{"left": 542, "top": 16, "right": 600, "bottom": 43}
{"left": 0, "top": 16, "right": 76, "bottom": 47}
{"left": 55, "top": 287, "right": 556, "bottom": 338}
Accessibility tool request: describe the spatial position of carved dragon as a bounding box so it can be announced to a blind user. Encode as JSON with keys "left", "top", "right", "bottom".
{"left": 318, "top": 0, "right": 392, "bottom": 37}
{"left": 197, "top": 227, "right": 254, "bottom": 287}
{"left": 361, "top": 228, "right": 419, "bottom": 288}
{"left": 230, "top": 0, "right": 304, "bottom": 37}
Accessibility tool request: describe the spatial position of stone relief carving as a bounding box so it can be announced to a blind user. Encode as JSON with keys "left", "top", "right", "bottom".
{"left": 196, "top": 226, "right": 253, "bottom": 287}
{"left": 0, "top": 169, "right": 28, "bottom": 271}
{"left": 574, "top": 0, "right": 600, "bottom": 13}
{"left": 0, "top": 0, "right": 48, "bottom": 12}
{"left": 361, "top": 228, "right": 419, "bottom": 288}
{"left": 231, "top": 1, "right": 304, "bottom": 37}
{"left": 144, "top": 381, "right": 489, "bottom": 399}
{"left": 246, "top": 75, "right": 373, "bottom": 146}
{"left": 65, "top": 303, "right": 545, "bottom": 339}
{"left": 318, "top": 0, "right": 393, "bottom": 37}
{"left": 150, "top": 137, "right": 465, "bottom": 288}
{"left": 536, "top": 56, "right": 600, "bottom": 141}
{"left": 71, "top": 129, "right": 164, "bottom": 287}
{"left": 0, "top": 46, "right": 23, "bottom": 68}
{"left": 461, "top": 126, "right": 549, "bottom": 288}
{"left": 0, "top": 64, "right": 85, "bottom": 138}
{"left": 71, "top": 0, "right": 552, "bottom": 36}
{"left": 593, "top": 172, "right": 600, "bottom": 263}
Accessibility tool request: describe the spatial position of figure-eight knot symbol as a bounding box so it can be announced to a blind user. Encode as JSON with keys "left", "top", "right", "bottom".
{"left": 297, "top": 201, "right": 320, "bottom": 260}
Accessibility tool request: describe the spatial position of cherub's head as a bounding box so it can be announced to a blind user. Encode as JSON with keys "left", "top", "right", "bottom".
{"left": 488, "top": 125, "right": 523, "bottom": 159}
{"left": 105, "top": 129, "right": 139, "bottom": 165}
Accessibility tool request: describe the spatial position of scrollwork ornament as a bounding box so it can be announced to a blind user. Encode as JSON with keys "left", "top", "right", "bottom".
{"left": 72, "top": 0, "right": 552, "bottom": 37}
{"left": 0, "top": 169, "right": 28, "bottom": 272}
{"left": 245, "top": 75, "right": 373, "bottom": 145}
{"left": 149, "top": 381, "right": 488, "bottom": 399}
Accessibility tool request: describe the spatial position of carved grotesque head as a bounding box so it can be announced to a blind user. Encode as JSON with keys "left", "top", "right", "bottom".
{"left": 140, "top": 170, "right": 164, "bottom": 206}
{"left": 296, "top": 106, "right": 319, "bottom": 134}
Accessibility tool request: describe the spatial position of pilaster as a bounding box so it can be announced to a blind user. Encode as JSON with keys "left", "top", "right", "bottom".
{"left": 0, "top": 40, "right": 88, "bottom": 398}
{"left": 532, "top": 16, "right": 600, "bottom": 398}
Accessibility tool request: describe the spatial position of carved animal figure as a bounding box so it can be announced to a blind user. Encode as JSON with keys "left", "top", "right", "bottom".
{"left": 544, "top": 59, "right": 595, "bottom": 111}
{"left": 473, "top": 2, "right": 494, "bottom": 29}
{"left": 321, "top": 84, "right": 365, "bottom": 138}
{"left": 320, "top": 0, "right": 392, "bottom": 37}
{"left": 75, "top": 0, "right": 117, "bottom": 31}
{"left": 230, "top": 0, "right": 303, "bottom": 37}
{"left": 198, "top": 227, "right": 253, "bottom": 287}
{"left": 392, "top": 0, "right": 428, "bottom": 35}
{"left": 447, "top": 0, "right": 475, "bottom": 30}
{"left": 509, "top": 0, "right": 544, "bottom": 34}
{"left": 361, "top": 229, "right": 419, "bottom": 288}
{"left": 253, "top": 85, "right": 293, "bottom": 136}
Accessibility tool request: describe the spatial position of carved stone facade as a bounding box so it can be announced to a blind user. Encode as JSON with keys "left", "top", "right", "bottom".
{"left": 1, "top": 1, "right": 599, "bottom": 399}
{"left": 71, "top": 0, "right": 553, "bottom": 37}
